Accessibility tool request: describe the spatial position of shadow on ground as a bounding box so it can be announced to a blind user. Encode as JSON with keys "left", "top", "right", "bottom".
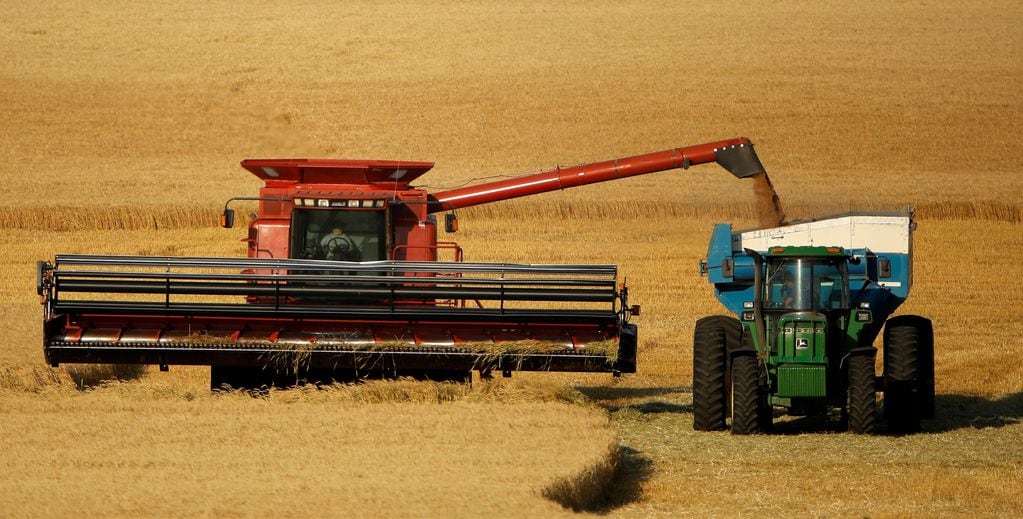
{"left": 928, "top": 392, "right": 1023, "bottom": 432}
{"left": 575, "top": 384, "right": 1023, "bottom": 435}
{"left": 65, "top": 364, "right": 148, "bottom": 390}
{"left": 575, "top": 385, "right": 692, "bottom": 414}
{"left": 595, "top": 447, "right": 654, "bottom": 514}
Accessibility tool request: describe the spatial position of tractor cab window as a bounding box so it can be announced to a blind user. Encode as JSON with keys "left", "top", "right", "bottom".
{"left": 766, "top": 257, "right": 848, "bottom": 311}
{"left": 290, "top": 209, "right": 387, "bottom": 261}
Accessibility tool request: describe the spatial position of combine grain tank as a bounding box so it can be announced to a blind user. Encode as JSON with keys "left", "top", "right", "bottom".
{"left": 39, "top": 138, "right": 765, "bottom": 388}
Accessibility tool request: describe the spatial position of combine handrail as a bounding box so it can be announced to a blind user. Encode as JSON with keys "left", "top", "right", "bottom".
{"left": 54, "top": 254, "right": 617, "bottom": 276}
{"left": 45, "top": 254, "right": 622, "bottom": 314}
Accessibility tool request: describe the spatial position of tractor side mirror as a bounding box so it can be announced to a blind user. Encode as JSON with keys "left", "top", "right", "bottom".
{"left": 444, "top": 213, "right": 458, "bottom": 233}
{"left": 220, "top": 208, "right": 235, "bottom": 229}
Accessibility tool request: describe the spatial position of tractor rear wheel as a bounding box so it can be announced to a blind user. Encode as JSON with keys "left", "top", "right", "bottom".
{"left": 692, "top": 316, "right": 741, "bottom": 431}
{"left": 846, "top": 351, "right": 877, "bottom": 434}
{"left": 730, "top": 353, "right": 762, "bottom": 435}
{"left": 884, "top": 315, "right": 932, "bottom": 433}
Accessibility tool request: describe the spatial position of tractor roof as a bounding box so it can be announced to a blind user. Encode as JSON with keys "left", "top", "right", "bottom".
{"left": 240, "top": 159, "right": 434, "bottom": 187}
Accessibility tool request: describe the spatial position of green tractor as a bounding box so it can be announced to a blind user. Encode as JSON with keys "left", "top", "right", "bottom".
{"left": 695, "top": 212, "right": 935, "bottom": 434}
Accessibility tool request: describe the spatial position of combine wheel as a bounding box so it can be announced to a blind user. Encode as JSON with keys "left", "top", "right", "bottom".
{"left": 692, "top": 316, "right": 741, "bottom": 431}
{"left": 729, "top": 353, "right": 762, "bottom": 435}
{"left": 884, "top": 316, "right": 932, "bottom": 433}
{"left": 846, "top": 351, "right": 877, "bottom": 434}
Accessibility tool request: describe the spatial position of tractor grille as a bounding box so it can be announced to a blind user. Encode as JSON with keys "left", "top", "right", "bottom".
{"left": 776, "top": 364, "right": 826, "bottom": 397}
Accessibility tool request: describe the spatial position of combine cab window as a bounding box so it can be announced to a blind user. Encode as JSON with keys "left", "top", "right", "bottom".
{"left": 766, "top": 258, "right": 848, "bottom": 312}
{"left": 290, "top": 209, "right": 387, "bottom": 261}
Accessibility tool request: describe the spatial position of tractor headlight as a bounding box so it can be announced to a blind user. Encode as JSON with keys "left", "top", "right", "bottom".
{"left": 855, "top": 310, "right": 872, "bottom": 323}
{"left": 859, "top": 301, "right": 870, "bottom": 309}
{"left": 742, "top": 301, "right": 754, "bottom": 309}
{"left": 741, "top": 311, "right": 755, "bottom": 321}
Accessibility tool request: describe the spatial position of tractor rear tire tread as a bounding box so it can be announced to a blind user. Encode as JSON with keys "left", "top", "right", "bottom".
{"left": 693, "top": 315, "right": 740, "bottom": 431}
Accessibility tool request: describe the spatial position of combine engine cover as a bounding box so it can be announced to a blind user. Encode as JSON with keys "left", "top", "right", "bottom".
{"left": 38, "top": 256, "right": 638, "bottom": 378}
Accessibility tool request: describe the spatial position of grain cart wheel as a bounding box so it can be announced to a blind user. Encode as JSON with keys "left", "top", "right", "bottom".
{"left": 730, "top": 353, "right": 762, "bottom": 435}
{"left": 692, "top": 316, "right": 741, "bottom": 431}
{"left": 883, "top": 316, "right": 932, "bottom": 433}
{"left": 915, "top": 319, "right": 936, "bottom": 419}
{"left": 846, "top": 351, "right": 878, "bottom": 434}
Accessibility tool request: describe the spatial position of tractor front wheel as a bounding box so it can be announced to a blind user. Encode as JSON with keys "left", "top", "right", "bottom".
{"left": 730, "top": 353, "right": 762, "bottom": 435}
{"left": 847, "top": 351, "right": 877, "bottom": 434}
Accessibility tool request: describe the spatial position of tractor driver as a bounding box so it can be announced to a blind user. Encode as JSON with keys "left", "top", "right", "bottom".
{"left": 782, "top": 276, "right": 796, "bottom": 308}
{"left": 320, "top": 226, "right": 360, "bottom": 261}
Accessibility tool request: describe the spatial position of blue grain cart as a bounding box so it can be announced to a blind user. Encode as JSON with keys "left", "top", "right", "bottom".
{"left": 695, "top": 210, "right": 934, "bottom": 434}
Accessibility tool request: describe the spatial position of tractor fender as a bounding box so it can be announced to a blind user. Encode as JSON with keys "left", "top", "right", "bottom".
{"left": 841, "top": 346, "right": 877, "bottom": 369}
{"left": 728, "top": 347, "right": 758, "bottom": 362}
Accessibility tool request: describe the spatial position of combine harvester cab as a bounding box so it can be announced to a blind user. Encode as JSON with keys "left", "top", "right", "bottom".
{"left": 39, "top": 138, "right": 766, "bottom": 389}
{"left": 696, "top": 210, "right": 935, "bottom": 434}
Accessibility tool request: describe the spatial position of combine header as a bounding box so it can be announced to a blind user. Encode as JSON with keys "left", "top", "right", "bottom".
{"left": 39, "top": 138, "right": 765, "bottom": 388}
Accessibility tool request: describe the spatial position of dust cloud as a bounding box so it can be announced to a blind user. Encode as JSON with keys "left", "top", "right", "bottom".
{"left": 751, "top": 173, "right": 786, "bottom": 227}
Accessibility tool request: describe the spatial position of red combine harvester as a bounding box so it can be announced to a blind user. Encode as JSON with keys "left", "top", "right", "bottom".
{"left": 38, "top": 138, "right": 764, "bottom": 388}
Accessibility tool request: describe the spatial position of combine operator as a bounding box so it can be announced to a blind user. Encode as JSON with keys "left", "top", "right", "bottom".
{"left": 319, "top": 226, "right": 361, "bottom": 261}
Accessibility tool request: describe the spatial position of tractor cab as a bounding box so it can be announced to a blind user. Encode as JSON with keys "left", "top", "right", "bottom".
{"left": 763, "top": 246, "right": 850, "bottom": 314}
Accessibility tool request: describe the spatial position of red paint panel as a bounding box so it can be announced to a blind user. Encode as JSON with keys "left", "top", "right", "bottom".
{"left": 429, "top": 137, "right": 751, "bottom": 211}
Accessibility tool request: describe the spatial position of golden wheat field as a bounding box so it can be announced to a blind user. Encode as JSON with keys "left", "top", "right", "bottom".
{"left": 2, "top": 0, "right": 1023, "bottom": 517}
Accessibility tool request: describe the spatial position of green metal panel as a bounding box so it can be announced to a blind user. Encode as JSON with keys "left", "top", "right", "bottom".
{"left": 773, "top": 314, "right": 828, "bottom": 364}
{"left": 776, "top": 364, "right": 827, "bottom": 397}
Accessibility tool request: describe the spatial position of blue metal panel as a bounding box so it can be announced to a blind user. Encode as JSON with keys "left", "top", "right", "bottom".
{"left": 847, "top": 247, "right": 910, "bottom": 320}
{"left": 705, "top": 215, "right": 913, "bottom": 321}
{"left": 705, "top": 224, "right": 734, "bottom": 285}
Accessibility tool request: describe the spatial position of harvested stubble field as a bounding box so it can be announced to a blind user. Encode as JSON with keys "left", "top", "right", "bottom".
{"left": 2, "top": 1, "right": 1022, "bottom": 517}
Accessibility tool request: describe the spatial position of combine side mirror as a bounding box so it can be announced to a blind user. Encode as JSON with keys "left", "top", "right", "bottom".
{"left": 444, "top": 213, "right": 459, "bottom": 233}
{"left": 220, "top": 208, "right": 235, "bottom": 229}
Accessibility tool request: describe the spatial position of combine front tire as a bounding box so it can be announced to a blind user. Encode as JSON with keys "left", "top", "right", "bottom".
{"left": 730, "top": 353, "right": 762, "bottom": 435}
{"left": 846, "top": 351, "right": 877, "bottom": 434}
{"left": 692, "top": 316, "right": 740, "bottom": 431}
{"left": 884, "top": 315, "right": 933, "bottom": 433}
